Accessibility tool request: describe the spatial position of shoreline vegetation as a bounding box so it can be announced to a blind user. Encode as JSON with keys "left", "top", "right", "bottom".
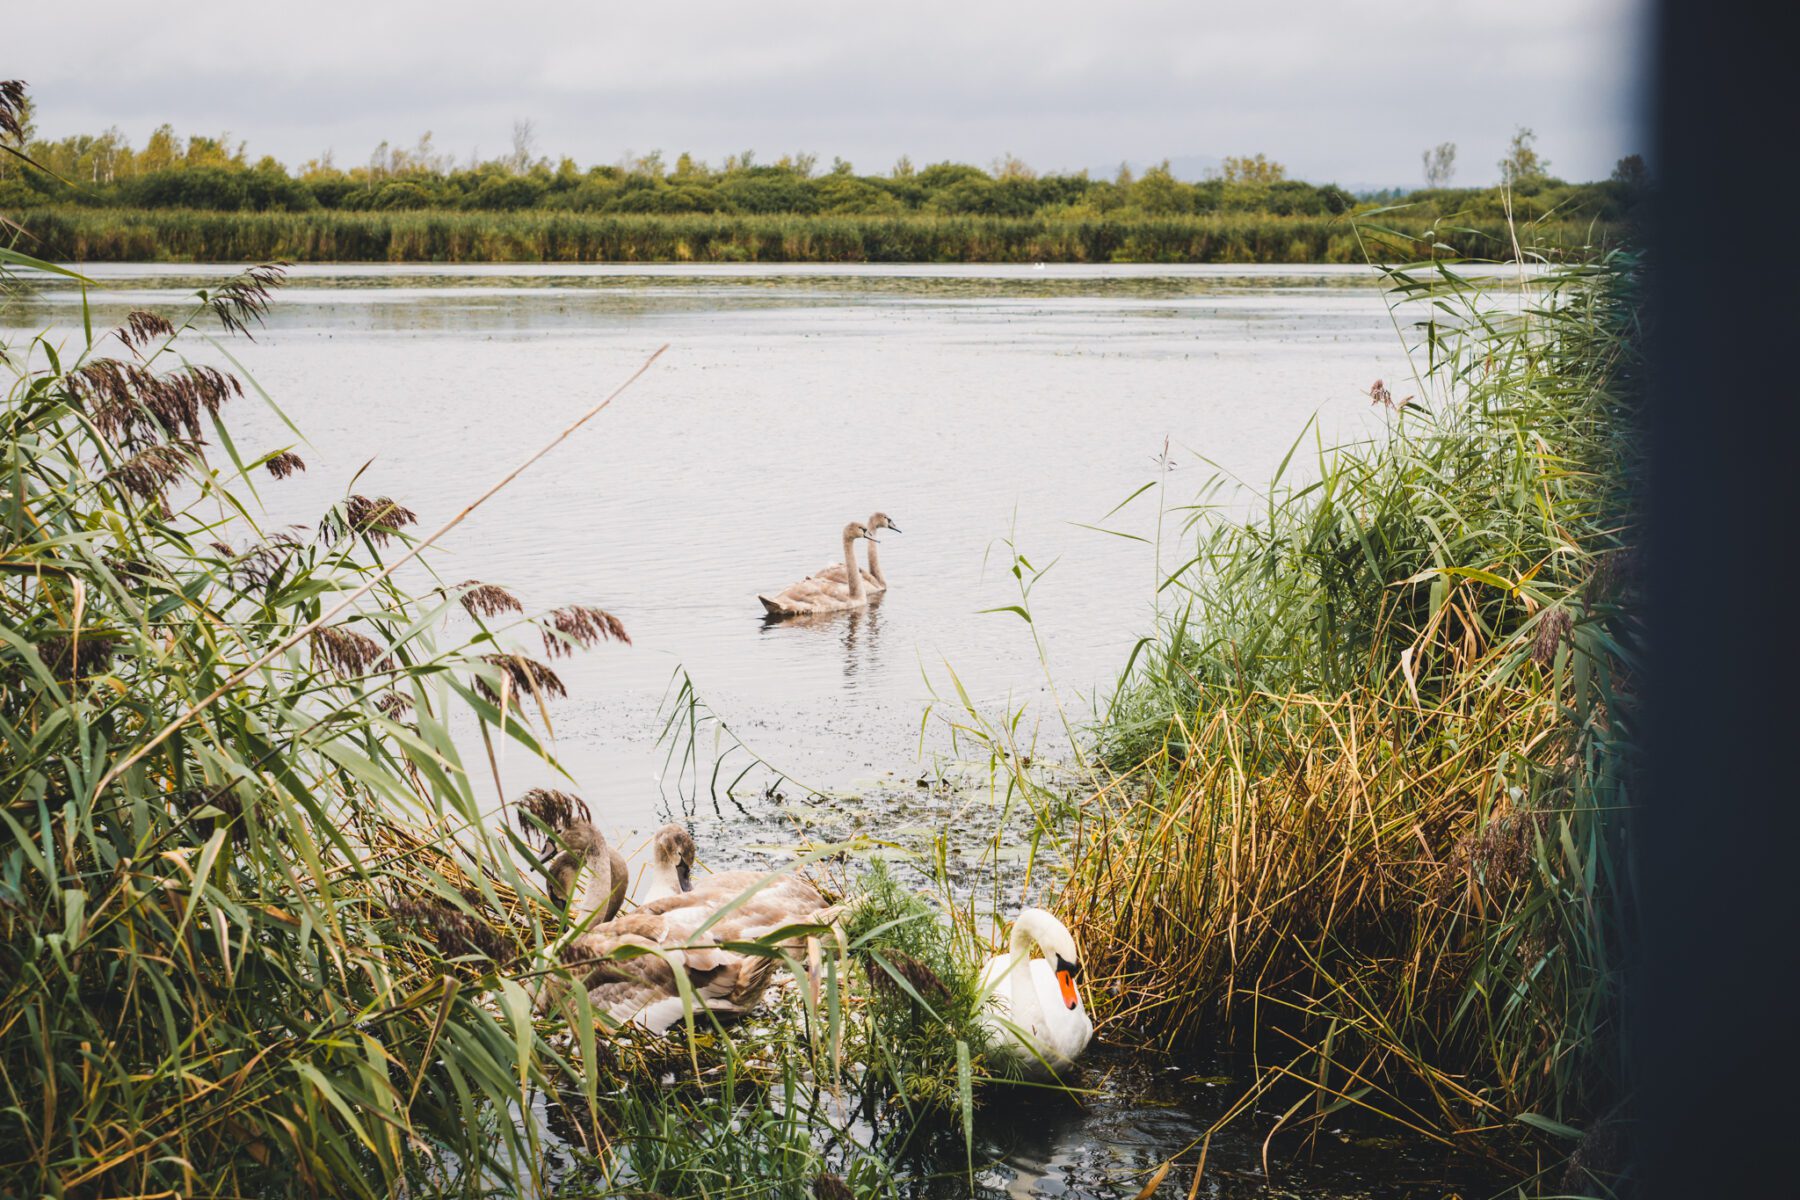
{"left": 2, "top": 106, "right": 1645, "bottom": 263}
{"left": 12, "top": 206, "right": 1623, "bottom": 265}
{"left": 1065, "top": 249, "right": 1640, "bottom": 1192}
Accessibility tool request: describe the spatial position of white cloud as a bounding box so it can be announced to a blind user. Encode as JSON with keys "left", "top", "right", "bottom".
{"left": 10, "top": 0, "right": 1649, "bottom": 185}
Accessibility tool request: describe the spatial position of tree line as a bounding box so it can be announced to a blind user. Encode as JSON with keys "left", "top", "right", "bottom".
{"left": 1, "top": 107, "right": 1647, "bottom": 226}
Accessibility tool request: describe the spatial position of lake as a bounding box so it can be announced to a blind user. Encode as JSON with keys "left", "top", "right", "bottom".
{"left": 4, "top": 262, "right": 1406, "bottom": 814}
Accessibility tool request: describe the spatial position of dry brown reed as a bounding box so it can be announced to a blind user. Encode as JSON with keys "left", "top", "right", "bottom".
{"left": 310, "top": 624, "right": 390, "bottom": 676}
{"left": 264, "top": 449, "right": 305, "bottom": 478}
{"left": 318, "top": 494, "right": 419, "bottom": 545}
{"left": 456, "top": 579, "right": 523, "bottom": 618}
{"left": 0, "top": 79, "right": 27, "bottom": 141}
{"left": 114, "top": 310, "right": 175, "bottom": 354}
{"left": 473, "top": 653, "right": 567, "bottom": 704}
{"left": 541, "top": 603, "right": 631, "bottom": 657}
{"left": 515, "top": 786, "right": 590, "bottom": 845}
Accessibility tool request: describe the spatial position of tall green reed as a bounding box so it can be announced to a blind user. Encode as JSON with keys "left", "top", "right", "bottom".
{"left": 13, "top": 206, "right": 1620, "bottom": 265}
{"left": 1065, "top": 244, "right": 1641, "bottom": 1179}
{"left": 0, "top": 242, "right": 701, "bottom": 1195}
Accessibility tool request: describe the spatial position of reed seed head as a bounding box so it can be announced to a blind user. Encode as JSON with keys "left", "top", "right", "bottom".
{"left": 227, "top": 532, "right": 302, "bottom": 588}
{"left": 114, "top": 311, "right": 176, "bottom": 355}
{"left": 0, "top": 80, "right": 26, "bottom": 141}
{"left": 264, "top": 451, "right": 305, "bottom": 480}
{"left": 455, "top": 580, "right": 523, "bottom": 619}
{"left": 374, "top": 690, "right": 413, "bottom": 718}
{"left": 69, "top": 359, "right": 243, "bottom": 449}
{"left": 1532, "top": 608, "right": 1574, "bottom": 668}
{"left": 318, "top": 495, "right": 419, "bottom": 546}
{"left": 515, "top": 787, "right": 589, "bottom": 844}
{"left": 109, "top": 441, "right": 196, "bottom": 503}
{"left": 540, "top": 604, "right": 630, "bottom": 658}
{"left": 311, "top": 625, "right": 390, "bottom": 677}
{"left": 205, "top": 263, "right": 286, "bottom": 338}
{"left": 473, "top": 653, "right": 566, "bottom": 704}
{"left": 34, "top": 632, "right": 122, "bottom": 678}
{"left": 390, "top": 896, "right": 509, "bottom": 963}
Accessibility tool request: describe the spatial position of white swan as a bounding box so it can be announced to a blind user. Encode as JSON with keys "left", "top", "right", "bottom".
{"left": 758, "top": 522, "right": 875, "bottom": 615}
{"left": 975, "top": 908, "right": 1094, "bottom": 1075}
{"left": 811, "top": 512, "right": 900, "bottom": 593}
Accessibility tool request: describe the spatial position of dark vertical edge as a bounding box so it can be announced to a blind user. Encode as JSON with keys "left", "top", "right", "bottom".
{"left": 1642, "top": 1, "right": 1800, "bottom": 1194}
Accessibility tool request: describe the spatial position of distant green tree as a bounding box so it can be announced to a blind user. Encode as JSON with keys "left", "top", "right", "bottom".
{"left": 1422, "top": 141, "right": 1457, "bottom": 187}
{"left": 1219, "top": 154, "right": 1286, "bottom": 184}
{"left": 930, "top": 175, "right": 998, "bottom": 214}
{"left": 1129, "top": 161, "right": 1190, "bottom": 214}
{"left": 1498, "top": 127, "right": 1548, "bottom": 187}
{"left": 914, "top": 161, "right": 986, "bottom": 191}
{"left": 464, "top": 172, "right": 545, "bottom": 210}
{"left": 718, "top": 170, "right": 817, "bottom": 213}
{"left": 991, "top": 152, "right": 1035, "bottom": 181}
{"left": 371, "top": 179, "right": 435, "bottom": 209}
{"left": 814, "top": 175, "right": 902, "bottom": 213}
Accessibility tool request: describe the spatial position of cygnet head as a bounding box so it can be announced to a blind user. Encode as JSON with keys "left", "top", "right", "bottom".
{"left": 867, "top": 512, "right": 901, "bottom": 535}
{"left": 650, "top": 823, "right": 696, "bottom": 894}
{"left": 844, "top": 521, "right": 872, "bottom": 543}
{"left": 1014, "top": 907, "right": 1084, "bottom": 1011}
{"left": 547, "top": 819, "right": 612, "bottom": 909}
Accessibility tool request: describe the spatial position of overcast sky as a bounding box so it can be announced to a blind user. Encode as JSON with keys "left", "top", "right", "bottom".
{"left": 9, "top": 1, "right": 1649, "bottom": 187}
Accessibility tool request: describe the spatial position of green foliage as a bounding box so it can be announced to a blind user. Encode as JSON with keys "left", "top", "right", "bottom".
{"left": 3, "top": 105, "right": 1645, "bottom": 262}
{"left": 1074, "top": 245, "right": 1641, "bottom": 1162}
{"left": 8, "top": 205, "right": 1624, "bottom": 265}
{"left": 841, "top": 862, "right": 995, "bottom": 1115}
{"left": 601, "top": 1062, "right": 894, "bottom": 1199}
{"left": 0, "top": 254, "right": 652, "bottom": 1195}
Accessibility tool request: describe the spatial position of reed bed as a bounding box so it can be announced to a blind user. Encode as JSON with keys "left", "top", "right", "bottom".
{"left": 0, "top": 245, "right": 838, "bottom": 1196}
{"left": 1063, "top": 248, "right": 1641, "bottom": 1176}
{"left": 14, "top": 205, "right": 1620, "bottom": 264}
{"left": 0, "top": 241, "right": 998, "bottom": 1198}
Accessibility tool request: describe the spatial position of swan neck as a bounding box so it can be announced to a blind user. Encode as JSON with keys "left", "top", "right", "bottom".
{"left": 1008, "top": 942, "right": 1047, "bottom": 1034}
{"left": 567, "top": 847, "right": 613, "bottom": 924}
{"left": 864, "top": 535, "right": 883, "bottom": 585}
{"left": 842, "top": 532, "right": 864, "bottom": 599}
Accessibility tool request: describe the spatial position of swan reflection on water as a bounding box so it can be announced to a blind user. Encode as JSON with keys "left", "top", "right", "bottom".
{"left": 759, "top": 593, "right": 883, "bottom": 679}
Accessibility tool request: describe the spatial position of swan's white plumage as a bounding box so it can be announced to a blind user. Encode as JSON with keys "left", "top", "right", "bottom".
{"left": 976, "top": 909, "right": 1094, "bottom": 1075}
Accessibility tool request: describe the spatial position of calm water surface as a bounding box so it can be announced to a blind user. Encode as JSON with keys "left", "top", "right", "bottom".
{"left": 6, "top": 262, "right": 1408, "bottom": 811}
{"left": 6, "top": 264, "right": 1500, "bottom": 1198}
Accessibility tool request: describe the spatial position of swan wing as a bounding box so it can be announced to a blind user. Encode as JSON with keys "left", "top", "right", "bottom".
{"left": 810, "top": 562, "right": 885, "bottom": 591}
{"left": 759, "top": 574, "right": 861, "bottom": 614}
